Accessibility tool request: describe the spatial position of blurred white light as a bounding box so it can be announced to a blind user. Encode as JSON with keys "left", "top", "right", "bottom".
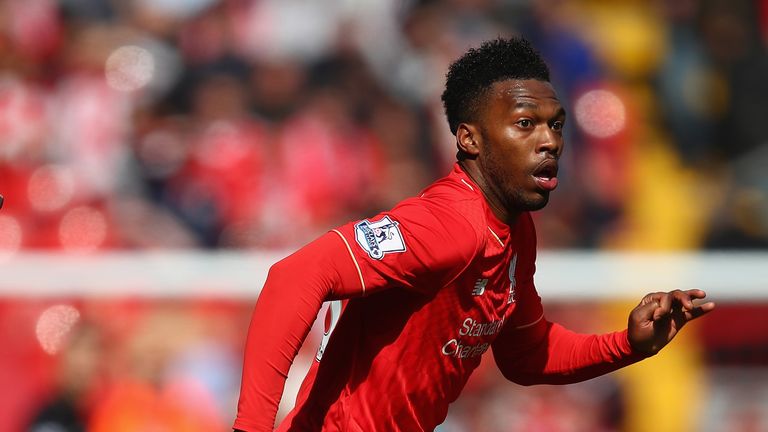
{"left": 27, "top": 164, "right": 76, "bottom": 212}
{"left": 136, "top": 0, "right": 216, "bottom": 20}
{"left": 105, "top": 45, "right": 155, "bottom": 92}
{"left": 36, "top": 304, "right": 80, "bottom": 355}
{"left": 574, "top": 89, "right": 627, "bottom": 139}
{"left": 0, "top": 214, "right": 22, "bottom": 261}
{"left": 58, "top": 206, "right": 107, "bottom": 252}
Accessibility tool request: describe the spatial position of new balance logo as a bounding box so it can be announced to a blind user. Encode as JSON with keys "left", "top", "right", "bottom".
{"left": 472, "top": 279, "right": 488, "bottom": 296}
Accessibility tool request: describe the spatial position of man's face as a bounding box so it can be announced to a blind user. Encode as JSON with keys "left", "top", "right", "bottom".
{"left": 474, "top": 79, "right": 565, "bottom": 214}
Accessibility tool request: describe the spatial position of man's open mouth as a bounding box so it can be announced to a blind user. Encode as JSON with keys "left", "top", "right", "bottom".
{"left": 533, "top": 160, "right": 559, "bottom": 191}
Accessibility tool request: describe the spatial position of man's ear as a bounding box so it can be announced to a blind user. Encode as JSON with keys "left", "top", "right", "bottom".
{"left": 456, "top": 123, "right": 481, "bottom": 158}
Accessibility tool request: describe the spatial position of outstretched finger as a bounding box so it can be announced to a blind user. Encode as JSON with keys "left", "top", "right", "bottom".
{"left": 670, "top": 289, "right": 695, "bottom": 311}
{"left": 683, "top": 289, "right": 708, "bottom": 300}
{"left": 682, "top": 300, "right": 716, "bottom": 321}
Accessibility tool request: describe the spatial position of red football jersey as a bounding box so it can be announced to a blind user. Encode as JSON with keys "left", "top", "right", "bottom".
{"left": 278, "top": 163, "right": 541, "bottom": 431}
{"left": 234, "top": 164, "right": 641, "bottom": 431}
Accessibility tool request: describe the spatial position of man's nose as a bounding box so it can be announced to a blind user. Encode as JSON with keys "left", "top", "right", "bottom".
{"left": 536, "top": 128, "right": 563, "bottom": 158}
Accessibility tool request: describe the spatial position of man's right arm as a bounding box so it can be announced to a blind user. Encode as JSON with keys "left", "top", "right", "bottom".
{"left": 233, "top": 231, "right": 362, "bottom": 431}
{"left": 234, "top": 198, "right": 481, "bottom": 431}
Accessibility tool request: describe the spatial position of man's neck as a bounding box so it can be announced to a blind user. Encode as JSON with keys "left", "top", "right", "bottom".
{"left": 457, "top": 159, "right": 520, "bottom": 227}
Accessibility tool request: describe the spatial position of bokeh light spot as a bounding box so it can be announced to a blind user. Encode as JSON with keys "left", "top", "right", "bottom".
{"left": 105, "top": 45, "right": 155, "bottom": 92}
{"left": 27, "top": 164, "right": 75, "bottom": 212}
{"left": 0, "top": 214, "right": 23, "bottom": 261}
{"left": 58, "top": 206, "right": 107, "bottom": 252}
{"left": 574, "top": 89, "right": 627, "bottom": 139}
{"left": 36, "top": 304, "right": 80, "bottom": 355}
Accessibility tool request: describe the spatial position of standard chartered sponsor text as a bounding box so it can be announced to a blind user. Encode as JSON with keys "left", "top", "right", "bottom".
{"left": 442, "top": 317, "right": 504, "bottom": 359}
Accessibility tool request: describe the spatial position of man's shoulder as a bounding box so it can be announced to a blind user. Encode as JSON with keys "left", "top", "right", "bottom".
{"left": 398, "top": 174, "right": 486, "bottom": 229}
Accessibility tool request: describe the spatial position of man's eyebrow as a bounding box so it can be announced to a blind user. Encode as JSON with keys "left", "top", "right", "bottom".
{"left": 513, "top": 102, "right": 567, "bottom": 118}
{"left": 514, "top": 101, "right": 539, "bottom": 109}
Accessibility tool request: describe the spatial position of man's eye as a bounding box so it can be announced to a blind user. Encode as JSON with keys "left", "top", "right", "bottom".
{"left": 517, "top": 119, "right": 533, "bottom": 128}
{"left": 551, "top": 121, "right": 564, "bottom": 131}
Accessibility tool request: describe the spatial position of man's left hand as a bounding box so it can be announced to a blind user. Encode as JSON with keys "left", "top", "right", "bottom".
{"left": 627, "top": 289, "right": 715, "bottom": 355}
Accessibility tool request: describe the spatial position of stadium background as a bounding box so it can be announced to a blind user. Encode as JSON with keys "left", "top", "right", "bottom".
{"left": 1, "top": 0, "right": 767, "bottom": 430}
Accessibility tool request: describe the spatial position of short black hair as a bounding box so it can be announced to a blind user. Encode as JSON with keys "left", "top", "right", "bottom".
{"left": 441, "top": 37, "right": 550, "bottom": 135}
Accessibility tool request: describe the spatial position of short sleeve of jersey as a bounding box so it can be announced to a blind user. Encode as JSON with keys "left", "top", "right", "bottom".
{"left": 330, "top": 196, "right": 482, "bottom": 297}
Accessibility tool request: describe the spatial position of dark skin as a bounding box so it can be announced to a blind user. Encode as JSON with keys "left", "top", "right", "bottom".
{"left": 455, "top": 78, "right": 715, "bottom": 355}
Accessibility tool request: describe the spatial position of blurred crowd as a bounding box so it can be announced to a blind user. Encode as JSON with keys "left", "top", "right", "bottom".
{"left": 1, "top": 298, "right": 250, "bottom": 431}
{"left": 2, "top": 0, "right": 768, "bottom": 431}
{"left": 2, "top": 0, "right": 767, "bottom": 253}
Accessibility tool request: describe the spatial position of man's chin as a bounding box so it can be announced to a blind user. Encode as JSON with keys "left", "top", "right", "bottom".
{"left": 505, "top": 193, "right": 550, "bottom": 213}
{"left": 523, "top": 193, "right": 550, "bottom": 212}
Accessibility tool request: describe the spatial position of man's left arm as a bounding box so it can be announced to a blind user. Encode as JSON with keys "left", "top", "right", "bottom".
{"left": 492, "top": 288, "right": 715, "bottom": 386}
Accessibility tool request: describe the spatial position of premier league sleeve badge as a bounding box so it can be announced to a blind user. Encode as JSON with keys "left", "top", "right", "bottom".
{"left": 354, "top": 216, "right": 406, "bottom": 260}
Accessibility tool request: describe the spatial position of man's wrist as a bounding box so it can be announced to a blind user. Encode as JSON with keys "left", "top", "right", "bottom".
{"left": 622, "top": 329, "right": 656, "bottom": 359}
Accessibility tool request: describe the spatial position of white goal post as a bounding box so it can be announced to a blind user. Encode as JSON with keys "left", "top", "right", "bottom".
{"left": 1, "top": 251, "right": 766, "bottom": 301}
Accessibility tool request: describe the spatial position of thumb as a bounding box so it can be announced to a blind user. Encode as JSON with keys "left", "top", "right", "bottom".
{"left": 632, "top": 300, "right": 660, "bottom": 324}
